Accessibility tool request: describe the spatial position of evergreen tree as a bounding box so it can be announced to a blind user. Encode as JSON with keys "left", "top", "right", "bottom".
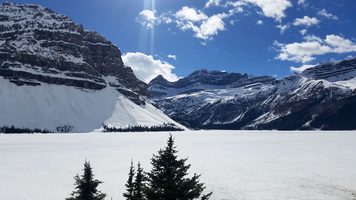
{"left": 123, "top": 160, "right": 135, "bottom": 200}
{"left": 66, "top": 161, "right": 106, "bottom": 200}
{"left": 145, "top": 135, "right": 212, "bottom": 200}
{"left": 133, "top": 162, "right": 145, "bottom": 200}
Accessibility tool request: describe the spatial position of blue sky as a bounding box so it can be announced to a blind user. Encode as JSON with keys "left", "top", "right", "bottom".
{"left": 3, "top": 0, "right": 356, "bottom": 82}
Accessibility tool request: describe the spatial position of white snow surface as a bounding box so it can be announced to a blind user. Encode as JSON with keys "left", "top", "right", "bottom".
{"left": 0, "top": 77, "right": 184, "bottom": 132}
{"left": 336, "top": 77, "right": 356, "bottom": 89}
{"left": 0, "top": 131, "right": 356, "bottom": 200}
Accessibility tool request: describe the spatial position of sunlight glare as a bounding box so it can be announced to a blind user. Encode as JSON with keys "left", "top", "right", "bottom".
{"left": 139, "top": 0, "right": 156, "bottom": 55}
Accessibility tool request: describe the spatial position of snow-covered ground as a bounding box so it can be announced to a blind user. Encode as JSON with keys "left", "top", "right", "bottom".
{"left": 1, "top": 131, "right": 356, "bottom": 200}
{"left": 0, "top": 76, "right": 184, "bottom": 132}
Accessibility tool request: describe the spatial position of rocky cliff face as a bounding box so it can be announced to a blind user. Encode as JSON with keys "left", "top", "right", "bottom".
{"left": 149, "top": 58, "right": 356, "bottom": 130}
{"left": 149, "top": 69, "right": 275, "bottom": 98}
{"left": 0, "top": 3, "right": 185, "bottom": 132}
{"left": 0, "top": 3, "right": 146, "bottom": 96}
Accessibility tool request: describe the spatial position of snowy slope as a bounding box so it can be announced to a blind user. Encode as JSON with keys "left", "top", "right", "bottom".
{"left": 0, "top": 131, "right": 356, "bottom": 200}
{"left": 0, "top": 76, "right": 184, "bottom": 132}
{"left": 0, "top": 3, "right": 185, "bottom": 132}
{"left": 149, "top": 59, "right": 356, "bottom": 130}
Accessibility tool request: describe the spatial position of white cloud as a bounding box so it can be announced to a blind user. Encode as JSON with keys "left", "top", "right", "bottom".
{"left": 275, "top": 34, "right": 356, "bottom": 63}
{"left": 317, "top": 9, "right": 338, "bottom": 20}
{"left": 293, "top": 16, "right": 319, "bottom": 27}
{"left": 175, "top": 7, "right": 228, "bottom": 40}
{"left": 176, "top": 7, "right": 208, "bottom": 22}
{"left": 241, "top": 0, "right": 292, "bottom": 21}
{"left": 290, "top": 64, "right": 315, "bottom": 73}
{"left": 122, "top": 52, "right": 179, "bottom": 83}
{"left": 304, "top": 35, "right": 323, "bottom": 43}
{"left": 161, "top": 14, "right": 173, "bottom": 24}
{"left": 275, "top": 40, "right": 330, "bottom": 63}
{"left": 194, "top": 14, "right": 226, "bottom": 40}
{"left": 137, "top": 10, "right": 157, "bottom": 29}
{"left": 297, "top": 0, "right": 306, "bottom": 5}
{"left": 300, "top": 29, "right": 307, "bottom": 35}
{"left": 136, "top": 0, "right": 293, "bottom": 41}
{"left": 224, "top": 0, "right": 291, "bottom": 21}
{"left": 205, "top": 0, "right": 222, "bottom": 8}
{"left": 225, "top": 1, "right": 246, "bottom": 13}
{"left": 167, "top": 54, "right": 177, "bottom": 60}
{"left": 276, "top": 24, "right": 289, "bottom": 34}
{"left": 325, "top": 35, "right": 356, "bottom": 53}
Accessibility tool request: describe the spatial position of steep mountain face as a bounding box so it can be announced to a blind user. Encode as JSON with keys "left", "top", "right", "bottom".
{"left": 0, "top": 3, "right": 184, "bottom": 132}
{"left": 149, "top": 69, "right": 275, "bottom": 97}
{"left": 0, "top": 3, "right": 146, "bottom": 95}
{"left": 149, "top": 58, "right": 356, "bottom": 130}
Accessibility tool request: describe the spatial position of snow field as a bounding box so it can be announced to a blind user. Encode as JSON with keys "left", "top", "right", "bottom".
{"left": 0, "top": 76, "right": 184, "bottom": 132}
{"left": 0, "top": 131, "right": 356, "bottom": 200}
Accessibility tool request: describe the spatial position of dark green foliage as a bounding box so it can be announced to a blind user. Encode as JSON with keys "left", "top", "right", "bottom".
{"left": 56, "top": 125, "right": 74, "bottom": 133}
{"left": 102, "top": 123, "right": 184, "bottom": 133}
{"left": 0, "top": 125, "right": 52, "bottom": 133}
{"left": 123, "top": 161, "right": 146, "bottom": 200}
{"left": 123, "top": 160, "right": 135, "bottom": 200}
{"left": 133, "top": 162, "right": 145, "bottom": 200}
{"left": 145, "top": 135, "right": 212, "bottom": 200}
{"left": 66, "top": 161, "right": 106, "bottom": 200}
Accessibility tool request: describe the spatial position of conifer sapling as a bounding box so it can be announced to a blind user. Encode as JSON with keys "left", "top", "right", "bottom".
{"left": 145, "top": 135, "right": 212, "bottom": 200}
{"left": 123, "top": 160, "right": 135, "bottom": 200}
{"left": 66, "top": 161, "right": 106, "bottom": 200}
{"left": 133, "top": 162, "right": 145, "bottom": 200}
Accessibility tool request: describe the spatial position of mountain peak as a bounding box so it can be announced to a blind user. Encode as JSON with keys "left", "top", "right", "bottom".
{"left": 149, "top": 57, "right": 356, "bottom": 130}
{"left": 302, "top": 57, "right": 356, "bottom": 82}
{"left": 0, "top": 3, "right": 184, "bottom": 132}
{"left": 0, "top": 2, "right": 146, "bottom": 94}
{"left": 149, "top": 68, "right": 276, "bottom": 98}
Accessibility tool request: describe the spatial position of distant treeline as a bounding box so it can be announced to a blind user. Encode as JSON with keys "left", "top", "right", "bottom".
{"left": 0, "top": 126, "right": 52, "bottom": 134}
{"left": 102, "top": 123, "right": 184, "bottom": 132}
{"left": 0, "top": 123, "right": 184, "bottom": 134}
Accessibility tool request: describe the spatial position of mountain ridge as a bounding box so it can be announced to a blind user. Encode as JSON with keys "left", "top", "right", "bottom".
{"left": 0, "top": 2, "right": 185, "bottom": 132}
{"left": 149, "top": 58, "right": 356, "bottom": 130}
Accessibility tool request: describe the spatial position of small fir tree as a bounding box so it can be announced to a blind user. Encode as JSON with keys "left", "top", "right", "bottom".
{"left": 145, "top": 135, "right": 212, "bottom": 200}
{"left": 123, "top": 160, "right": 135, "bottom": 200}
{"left": 133, "top": 162, "right": 145, "bottom": 200}
{"left": 66, "top": 161, "right": 106, "bottom": 200}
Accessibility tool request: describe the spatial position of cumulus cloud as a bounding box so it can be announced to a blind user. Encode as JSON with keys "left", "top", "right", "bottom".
{"left": 300, "top": 29, "right": 307, "bottom": 35}
{"left": 136, "top": 0, "right": 293, "bottom": 41}
{"left": 275, "top": 34, "right": 356, "bottom": 63}
{"left": 175, "top": 7, "right": 227, "bottom": 40}
{"left": 225, "top": 1, "right": 246, "bottom": 12}
{"left": 276, "top": 24, "right": 289, "bottom": 34}
{"left": 256, "top": 20, "right": 263, "bottom": 25}
{"left": 205, "top": 0, "right": 222, "bottom": 8}
{"left": 317, "top": 9, "right": 338, "bottom": 20}
{"left": 176, "top": 7, "right": 208, "bottom": 22}
{"left": 290, "top": 64, "right": 315, "bottom": 73}
{"left": 137, "top": 10, "right": 157, "bottom": 29}
{"left": 241, "top": 0, "right": 292, "bottom": 21}
{"left": 122, "top": 52, "right": 179, "bottom": 83}
{"left": 194, "top": 14, "right": 226, "bottom": 40}
{"left": 325, "top": 35, "right": 356, "bottom": 53}
{"left": 167, "top": 54, "right": 177, "bottom": 60}
{"left": 293, "top": 16, "right": 319, "bottom": 27}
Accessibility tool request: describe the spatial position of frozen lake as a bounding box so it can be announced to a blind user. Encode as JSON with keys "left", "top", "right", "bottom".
{"left": 1, "top": 131, "right": 356, "bottom": 200}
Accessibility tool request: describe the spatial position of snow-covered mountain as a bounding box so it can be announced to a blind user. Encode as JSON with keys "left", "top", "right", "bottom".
{"left": 149, "top": 58, "right": 356, "bottom": 130}
{"left": 0, "top": 3, "right": 184, "bottom": 132}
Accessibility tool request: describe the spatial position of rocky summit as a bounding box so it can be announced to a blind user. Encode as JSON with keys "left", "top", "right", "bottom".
{"left": 0, "top": 3, "right": 185, "bottom": 132}
{"left": 149, "top": 58, "right": 356, "bottom": 130}
{"left": 0, "top": 3, "right": 146, "bottom": 96}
